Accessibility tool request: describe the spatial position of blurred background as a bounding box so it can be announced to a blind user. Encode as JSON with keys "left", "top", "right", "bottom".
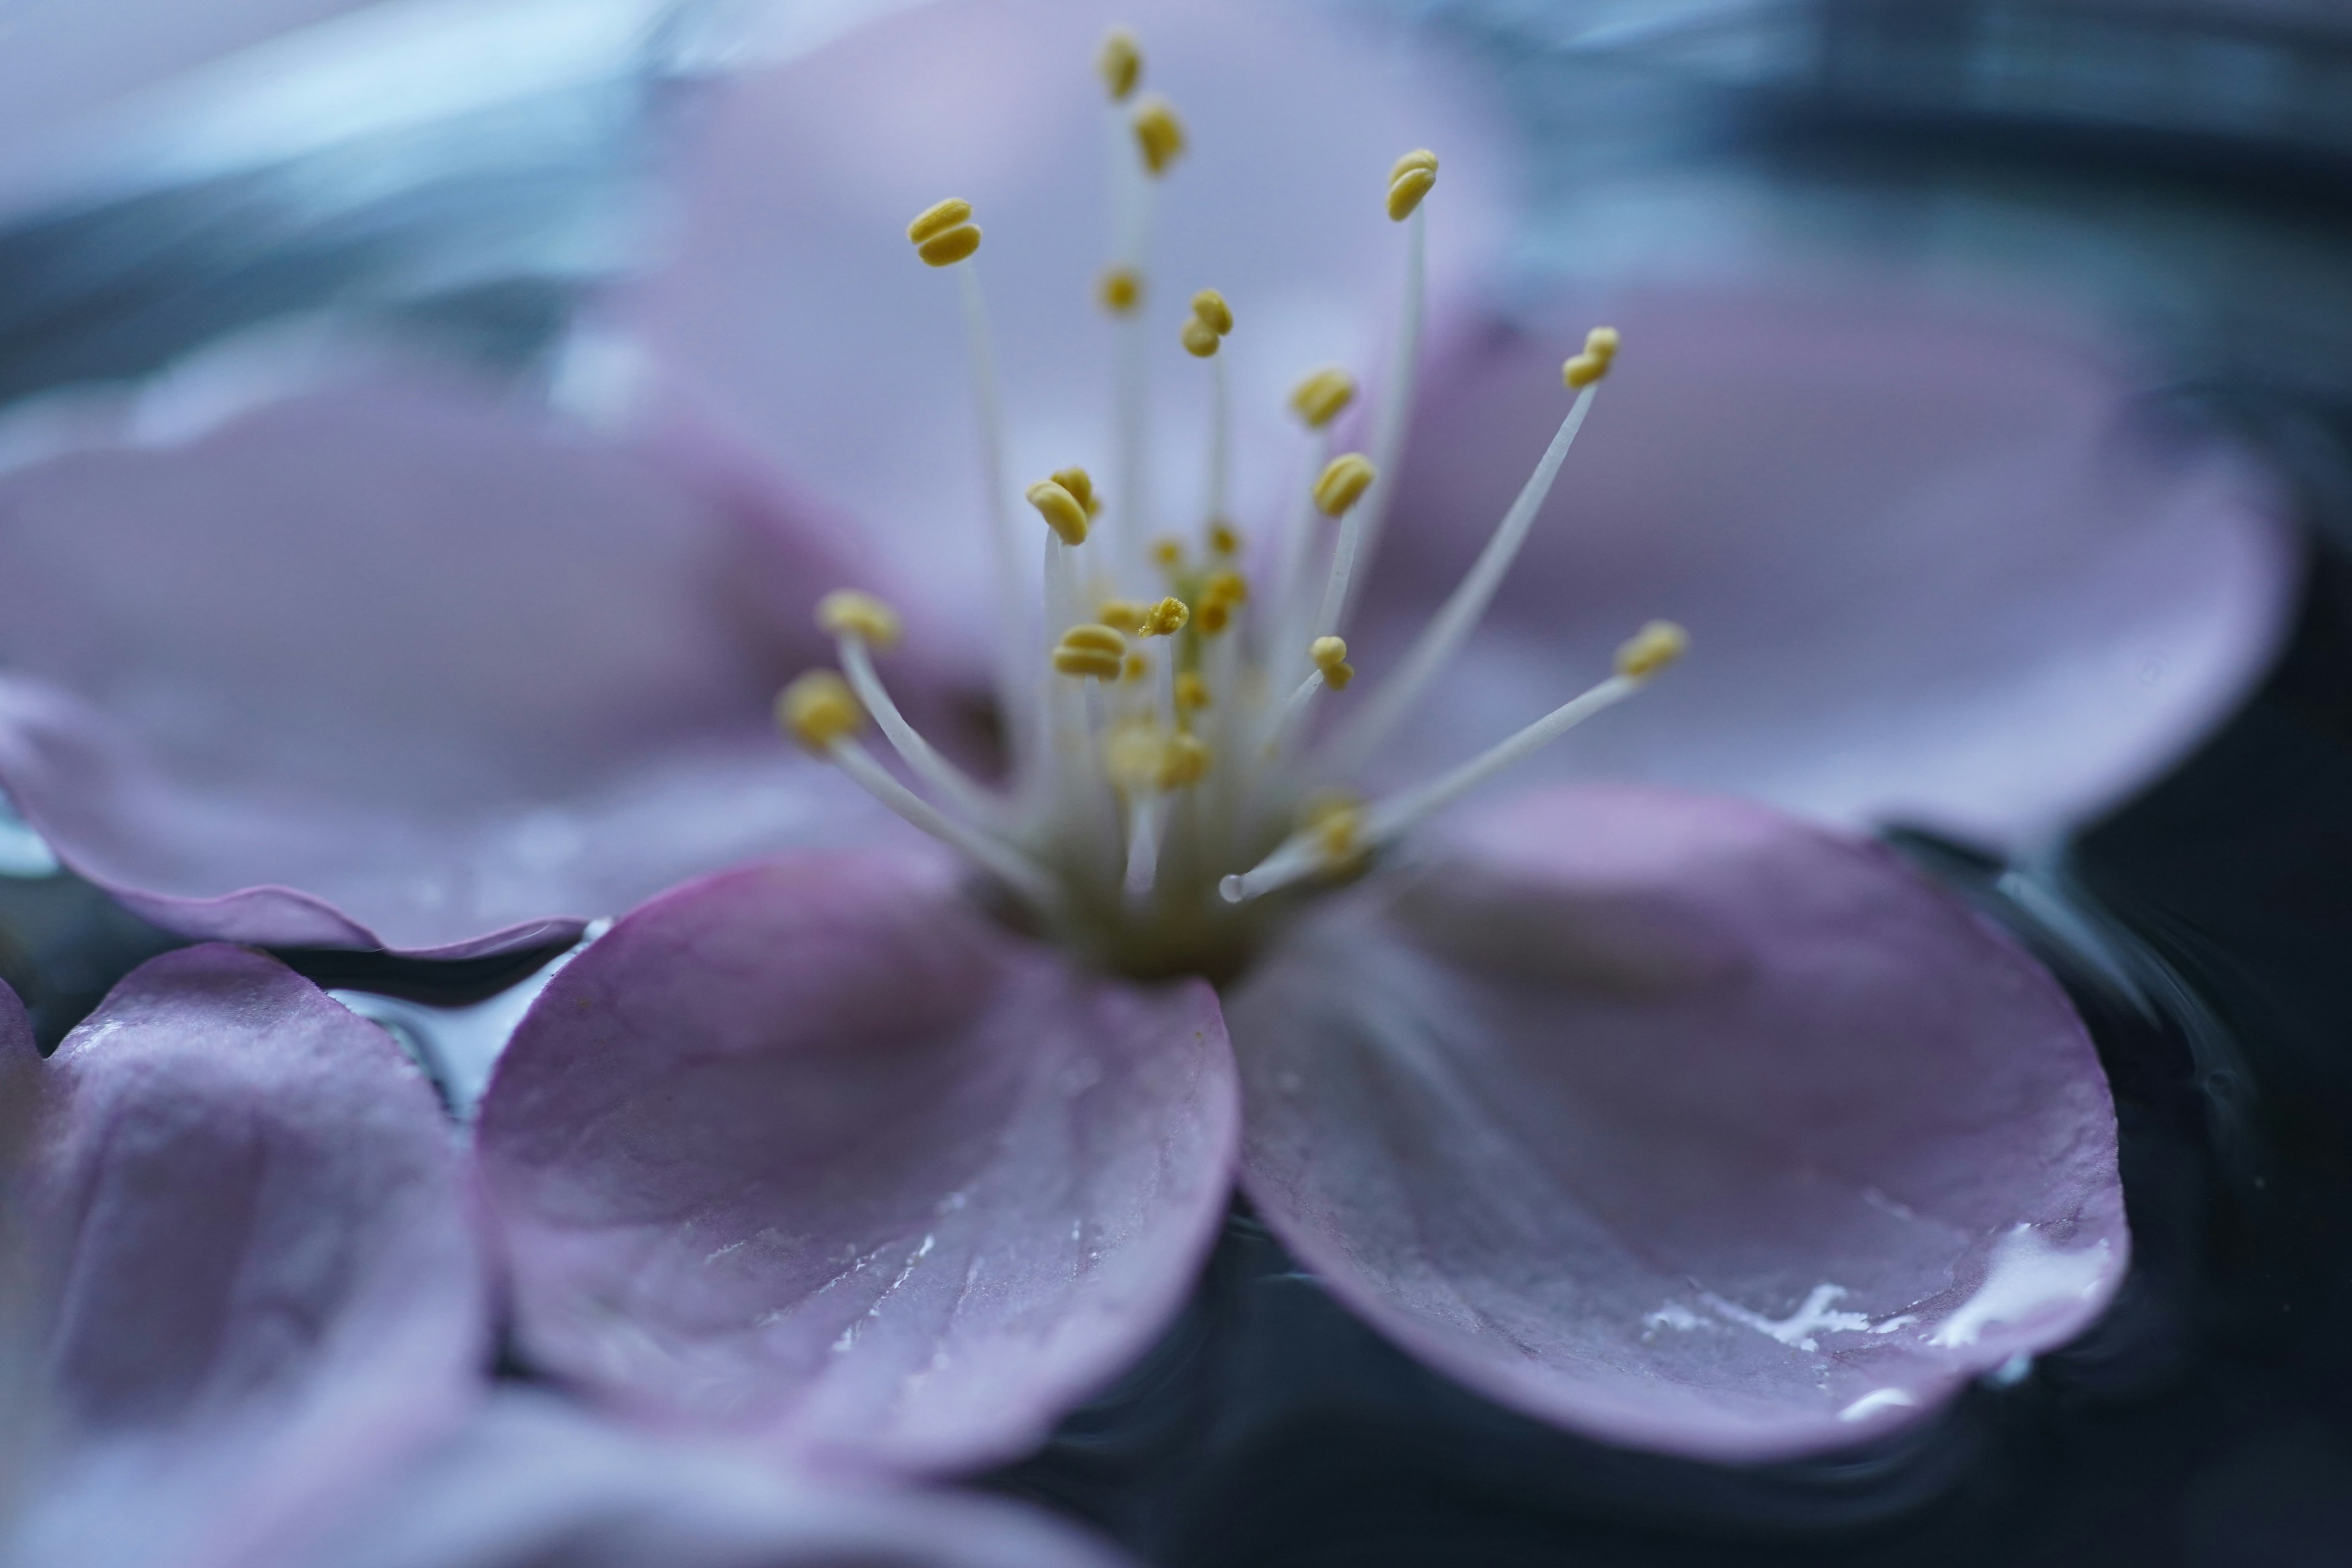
{"left": 4, "top": 0, "right": 2351, "bottom": 1562}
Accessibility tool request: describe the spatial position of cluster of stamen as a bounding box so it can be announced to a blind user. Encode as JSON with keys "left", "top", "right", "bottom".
{"left": 778, "top": 28, "right": 1683, "bottom": 978}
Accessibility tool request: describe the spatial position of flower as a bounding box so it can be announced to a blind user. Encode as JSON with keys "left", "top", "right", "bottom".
{"left": 0, "top": 0, "right": 2286, "bottom": 1472}
{"left": 0, "top": 957, "right": 1128, "bottom": 1568}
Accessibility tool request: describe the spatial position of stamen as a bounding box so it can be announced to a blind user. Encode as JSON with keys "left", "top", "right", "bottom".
{"left": 1099, "top": 266, "right": 1144, "bottom": 314}
{"left": 1140, "top": 595, "right": 1191, "bottom": 636}
{"left": 1311, "top": 635, "right": 1355, "bottom": 690}
{"left": 1385, "top": 149, "right": 1438, "bottom": 222}
{"left": 1310, "top": 453, "right": 1376, "bottom": 644}
{"left": 1175, "top": 671, "right": 1211, "bottom": 717}
{"left": 909, "top": 197, "right": 1030, "bottom": 763}
{"left": 1132, "top": 96, "right": 1187, "bottom": 176}
{"left": 1343, "top": 153, "right": 1437, "bottom": 626}
{"left": 819, "top": 592, "right": 998, "bottom": 824}
{"left": 1099, "top": 27, "right": 1141, "bottom": 101}
{"left": 1053, "top": 464, "right": 1103, "bottom": 518}
{"left": 1189, "top": 288, "right": 1233, "bottom": 336}
{"left": 1218, "top": 793, "right": 1364, "bottom": 904}
{"left": 780, "top": 669, "right": 1055, "bottom": 909}
{"left": 1054, "top": 624, "right": 1126, "bottom": 679}
{"left": 1026, "top": 477, "right": 1091, "bottom": 545}
{"left": 1185, "top": 289, "right": 1234, "bottom": 532}
{"left": 1291, "top": 366, "right": 1357, "bottom": 430}
{"left": 1208, "top": 522, "right": 1242, "bottom": 557}
{"left": 1098, "top": 597, "right": 1151, "bottom": 634}
{"left": 1323, "top": 329, "right": 1618, "bottom": 777}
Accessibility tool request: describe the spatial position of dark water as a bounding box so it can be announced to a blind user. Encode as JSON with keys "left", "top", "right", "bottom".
{"left": 3, "top": 2, "right": 2350, "bottom": 1562}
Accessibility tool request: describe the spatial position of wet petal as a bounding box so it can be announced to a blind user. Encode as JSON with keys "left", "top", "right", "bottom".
{"left": 0, "top": 375, "right": 916, "bottom": 955}
{"left": 1357, "top": 288, "right": 2296, "bottom": 849}
{"left": 6, "top": 944, "right": 488, "bottom": 1567}
{"left": 611, "top": 0, "right": 1512, "bottom": 618}
{"left": 1226, "top": 785, "right": 2127, "bottom": 1461}
{"left": 475, "top": 849, "right": 1238, "bottom": 1475}
{"left": 288, "top": 1390, "right": 1133, "bottom": 1568}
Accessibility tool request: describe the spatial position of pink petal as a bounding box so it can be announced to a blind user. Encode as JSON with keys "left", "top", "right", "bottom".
{"left": 1225, "top": 784, "right": 2128, "bottom": 1462}
{"left": 0, "top": 375, "right": 911, "bottom": 955}
{"left": 6, "top": 944, "right": 488, "bottom": 1568}
{"left": 1357, "top": 287, "right": 2296, "bottom": 849}
{"left": 611, "top": 0, "right": 1512, "bottom": 620}
{"left": 474, "top": 849, "right": 1238, "bottom": 1476}
{"left": 288, "top": 1391, "right": 1134, "bottom": 1568}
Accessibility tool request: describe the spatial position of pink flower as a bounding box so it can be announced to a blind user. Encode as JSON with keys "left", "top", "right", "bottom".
{"left": 0, "top": 0, "right": 2293, "bottom": 1475}
{"left": 0, "top": 958, "right": 1127, "bottom": 1567}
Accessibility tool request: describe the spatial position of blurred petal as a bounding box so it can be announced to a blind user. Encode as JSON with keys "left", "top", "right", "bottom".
{"left": 8, "top": 944, "right": 488, "bottom": 1568}
{"left": 1357, "top": 288, "right": 2296, "bottom": 849}
{"left": 289, "top": 1390, "right": 1133, "bottom": 1568}
{"left": 476, "top": 850, "right": 1238, "bottom": 1474}
{"left": 1226, "top": 785, "right": 2127, "bottom": 1461}
{"left": 612, "top": 0, "right": 1512, "bottom": 620}
{"left": 0, "top": 376, "right": 913, "bottom": 955}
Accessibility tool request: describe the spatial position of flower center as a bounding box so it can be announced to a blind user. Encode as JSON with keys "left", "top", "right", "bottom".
{"left": 778, "top": 28, "right": 1682, "bottom": 983}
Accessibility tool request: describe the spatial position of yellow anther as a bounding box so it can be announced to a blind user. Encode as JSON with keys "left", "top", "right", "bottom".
{"left": 1152, "top": 537, "right": 1185, "bottom": 571}
{"left": 1563, "top": 326, "right": 1620, "bottom": 389}
{"left": 1300, "top": 791, "right": 1366, "bottom": 870}
{"left": 1132, "top": 96, "right": 1186, "bottom": 176}
{"left": 1123, "top": 650, "right": 1149, "bottom": 682}
{"left": 1386, "top": 148, "right": 1440, "bottom": 221}
{"left": 1615, "top": 620, "right": 1688, "bottom": 680}
{"left": 1203, "top": 568, "right": 1248, "bottom": 604}
{"left": 1104, "top": 722, "right": 1165, "bottom": 791}
{"left": 1207, "top": 521, "right": 1242, "bottom": 557}
{"left": 1098, "top": 266, "right": 1144, "bottom": 315}
{"left": 1289, "top": 366, "right": 1357, "bottom": 429}
{"left": 1053, "top": 623, "right": 1126, "bottom": 680}
{"left": 1180, "top": 318, "right": 1221, "bottom": 358}
{"left": 1026, "top": 478, "right": 1090, "bottom": 545}
{"left": 908, "top": 199, "right": 981, "bottom": 267}
{"left": 1098, "top": 597, "right": 1150, "bottom": 634}
{"left": 1141, "top": 596, "right": 1190, "bottom": 636}
{"left": 1310, "top": 634, "right": 1355, "bottom": 690}
{"left": 1197, "top": 598, "right": 1231, "bottom": 635}
{"left": 778, "top": 670, "right": 862, "bottom": 753}
{"left": 1175, "top": 671, "right": 1211, "bottom": 714}
{"left": 1161, "top": 730, "right": 1210, "bottom": 788}
{"left": 1313, "top": 453, "right": 1376, "bottom": 516}
{"left": 1099, "top": 27, "right": 1141, "bottom": 101}
{"left": 906, "top": 198, "right": 971, "bottom": 244}
{"left": 815, "top": 589, "right": 902, "bottom": 649}
{"left": 1190, "top": 289, "right": 1233, "bottom": 337}
{"left": 916, "top": 225, "right": 981, "bottom": 268}
{"left": 1051, "top": 466, "right": 1101, "bottom": 518}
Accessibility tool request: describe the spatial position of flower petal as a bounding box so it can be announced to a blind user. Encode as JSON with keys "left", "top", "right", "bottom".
{"left": 1225, "top": 784, "right": 2128, "bottom": 1461}
{"left": 0, "top": 375, "right": 910, "bottom": 954}
{"left": 6, "top": 944, "right": 488, "bottom": 1568}
{"left": 287, "top": 1390, "right": 1134, "bottom": 1568}
{"left": 475, "top": 849, "right": 1238, "bottom": 1475}
{"left": 612, "top": 0, "right": 1512, "bottom": 619}
{"left": 1357, "top": 288, "right": 2296, "bottom": 849}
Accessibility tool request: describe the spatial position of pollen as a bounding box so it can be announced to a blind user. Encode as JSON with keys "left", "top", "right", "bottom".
{"left": 1197, "top": 598, "right": 1231, "bottom": 635}
{"left": 1385, "top": 148, "right": 1439, "bottom": 221}
{"left": 1208, "top": 521, "right": 1242, "bottom": 556}
{"left": 1175, "top": 671, "right": 1211, "bottom": 714}
{"left": 1289, "top": 366, "right": 1357, "bottom": 429}
{"left": 908, "top": 198, "right": 981, "bottom": 267}
{"left": 1615, "top": 620, "right": 1688, "bottom": 680}
{"left": 1099, "top": 27, "right": 1141, "bottom": 101}
{"left": 1190, "top": 288, "right": 1233, "bottom": 336}
{"left": 1563, "top": 325, "right": 1621, "bottom": 389}
{"left": 1140, "top": 595, "right": 1191, "bottom": 636}
{"left": 1313, "top": 453, "right": 1376, "bottom": 516}
{"left": 816, "top": 589, "right": 901, "bottom": 649}
{"left": 1204, "top": 568, "right": 1247, "bottom": 605}
{"left": 1098, "top": 266, "right": 1144, "bottom": 314}
{"left": 778, "top": 669, "right": 862, "bottom": 752}
{"left": 1310, "top": 635, "right": 1355, "bottom": 690}
{"left": 1026, "top": 477, "right": 1091, "bottom": 545}
{"left": 1054, "top": 623, "right": 1126, "bottom": 680}
{"left": 1132, "top": 96, "right": 1186, "bottom": 176}
{"left": 1181, "top": 318, "right": 1222, "bottom": 358}
{"left": 1152, "top": 537, "right": 1185, "bottom": 571}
